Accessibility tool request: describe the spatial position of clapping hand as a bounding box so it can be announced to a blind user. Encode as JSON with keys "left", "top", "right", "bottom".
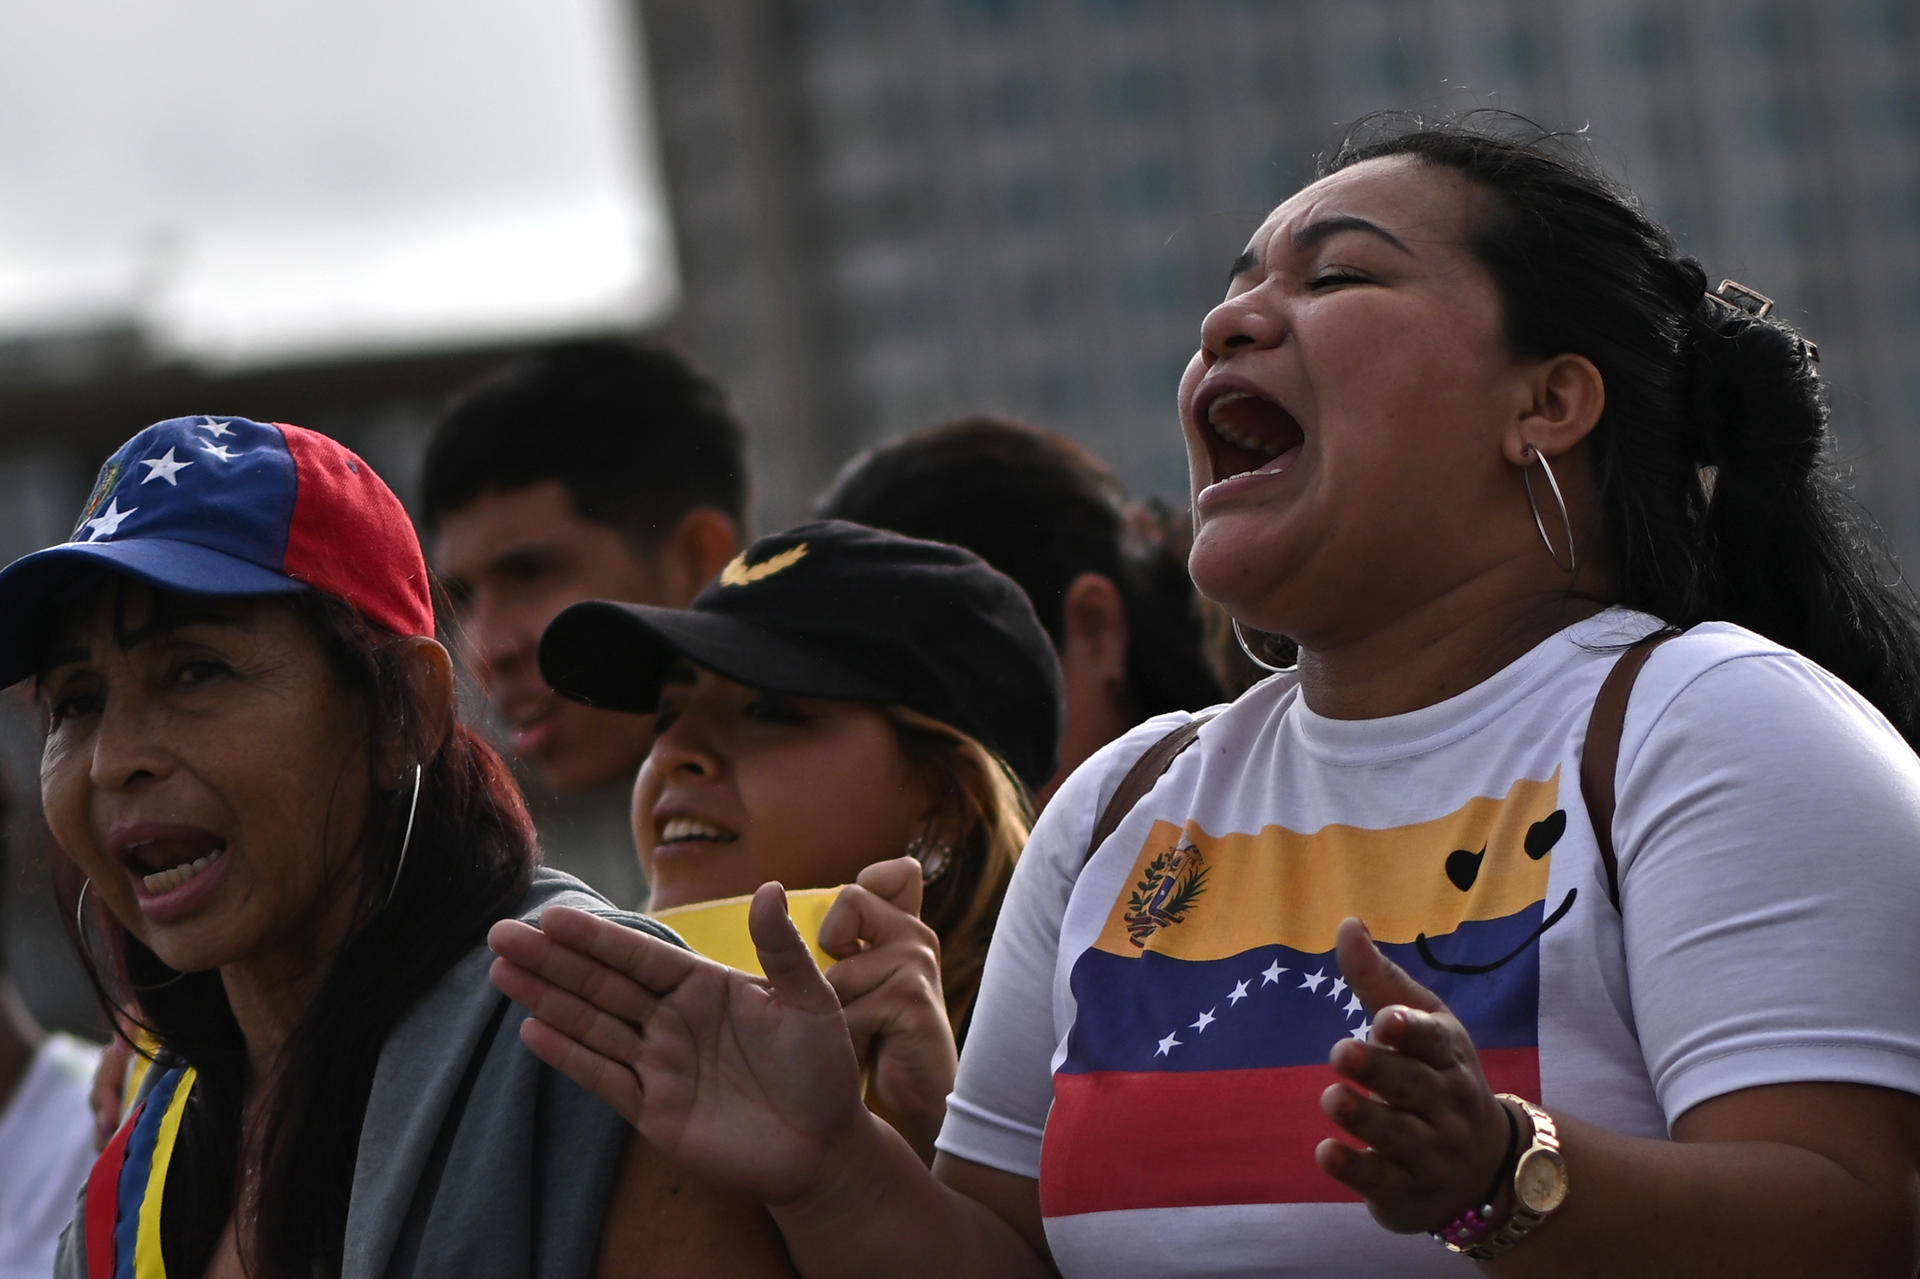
{"left": 817, "top": 857, "right": 957, "bottom": 1162}
{"left": 487, "top": 884, "right": 868, "bottom": 1206}
{"left": 1314, "top": 917, "right": 1516, "bottom": 1235}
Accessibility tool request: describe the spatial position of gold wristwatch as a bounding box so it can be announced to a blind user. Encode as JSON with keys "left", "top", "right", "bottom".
{"left": 1464, "top": 1095, "right": 1567, "bottom": 1262}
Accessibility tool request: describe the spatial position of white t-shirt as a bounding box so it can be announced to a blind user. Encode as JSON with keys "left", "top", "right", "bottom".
{"left": 939, "top": 611, "right": 1920, "bottom": 1278}
{"left": 0, "top": 1033, "right": 100, "bottom": 1279}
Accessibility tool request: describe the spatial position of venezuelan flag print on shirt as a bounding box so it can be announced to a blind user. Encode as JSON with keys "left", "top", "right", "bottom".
{"left": 1039, "top": 772, "right": 1567, "bottom": 1220}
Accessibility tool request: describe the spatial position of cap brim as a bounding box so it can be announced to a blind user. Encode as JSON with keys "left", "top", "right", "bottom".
{"left": 539, "top": 599, "right": 900, "bottom": 714}
{"left": 0, "top": 538, "right": 304, "bottom": 689}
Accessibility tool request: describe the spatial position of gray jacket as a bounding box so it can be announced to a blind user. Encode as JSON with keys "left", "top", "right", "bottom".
{"left": 59, "top": 868, "right": 680, "bottom": 1278}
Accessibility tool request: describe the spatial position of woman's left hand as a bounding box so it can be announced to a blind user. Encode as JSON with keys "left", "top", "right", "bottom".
{"left": 817, "top": 857, "right": 957, "bottom": 1163}
{"left": 1314, "top": 916, "right": 1515, "bottom": 1235}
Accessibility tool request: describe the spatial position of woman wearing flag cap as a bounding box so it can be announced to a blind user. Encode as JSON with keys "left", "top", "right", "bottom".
{"left": 1, "top": 414, "right": 795, "bottom": 1278}
{"left": 522, "top": 518, "right": 1064, "bottom": 1159}
{"left": 486, "top": 111, "right": 1920, "bottom": 1279}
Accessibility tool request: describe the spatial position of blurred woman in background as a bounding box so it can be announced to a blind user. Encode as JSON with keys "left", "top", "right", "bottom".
{"left": 815, "top": 415, "right": 1235, "bottom": 804}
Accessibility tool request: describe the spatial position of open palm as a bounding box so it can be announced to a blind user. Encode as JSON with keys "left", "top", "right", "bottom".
{"left": 488, "top": 885, "right": 868, "bottom": 1205}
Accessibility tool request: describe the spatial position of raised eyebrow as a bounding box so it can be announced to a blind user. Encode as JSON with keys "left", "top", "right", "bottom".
{"left": 1290, "top": 214, "right": 1413, "bottom": 256}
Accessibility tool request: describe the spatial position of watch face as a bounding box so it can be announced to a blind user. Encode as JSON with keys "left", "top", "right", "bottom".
{"left": 1515, "top": 1148, "right": 1569, "bottom": 1214}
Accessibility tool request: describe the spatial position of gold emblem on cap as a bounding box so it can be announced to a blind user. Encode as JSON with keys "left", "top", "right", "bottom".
{"left": 719, "top": 542, "right": 808, "bottom": 587}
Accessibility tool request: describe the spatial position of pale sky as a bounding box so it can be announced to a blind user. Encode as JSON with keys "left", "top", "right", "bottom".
{"left": 0, "top": 0, "right": 677, "bottom": 367}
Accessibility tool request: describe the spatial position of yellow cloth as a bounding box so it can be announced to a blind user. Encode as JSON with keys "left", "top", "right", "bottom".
{"left": 652, "top": 886, "right": 843, "bottom": 975}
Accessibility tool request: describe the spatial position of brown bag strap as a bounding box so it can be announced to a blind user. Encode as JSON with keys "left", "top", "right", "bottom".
{"left": 1580, "top": 629, "right": 1681, "bottom": 910}
{"left": 1085, "top": 713, "right": 1218, "bottom": 863}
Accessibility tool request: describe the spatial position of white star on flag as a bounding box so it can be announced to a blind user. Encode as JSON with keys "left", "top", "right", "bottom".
{"left": 1300, "top": 968, "right": 1328, "bottom": 994}
{"left": 202, "top": 443, "right": 238, "bottom": 461}
{"left": 1327, "top": 977, "right": 1348, "bottom": 1001}
{"left": 1260, "top": 960, "right": 1286, "bottom": 985}
{"left": 85, "top": 498, "right": 135, "bottom": 540}
{"left": 1351, "top": 1019, "right": 1373, "bottom": 1041}
{"left": 1226, "top": 979, "right": 1250, "bottom": 1005}
{"left": 138, "top": 448, "right": 193, "bottom": 486}
{"left": 1190, "top": 1008, "right": 1216, "bottom": 1034}
{"left": 1344, "top": 993, "right": 1365, "bottom": 1017}
{"left": 1155, "top": 1032, "right": 1181, "bottom": 1057}
{"left": 197, "top": 417, "right": 235, "bottom": 438}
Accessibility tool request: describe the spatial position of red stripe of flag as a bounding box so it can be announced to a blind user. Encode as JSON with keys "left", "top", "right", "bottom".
{"left": 84, "top": 1100, "right": 143, "bottom": 1279}
{"left": 1040, "top": 1047, "right": 1539, "bottom": 1218}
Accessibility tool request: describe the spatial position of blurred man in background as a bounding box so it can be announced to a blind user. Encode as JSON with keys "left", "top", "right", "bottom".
{"left": 421, "top": 340, "right": 749, "bottom": 904}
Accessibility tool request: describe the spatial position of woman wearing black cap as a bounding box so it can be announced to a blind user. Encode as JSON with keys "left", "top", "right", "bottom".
{"left": 524, "top": 519, "right": 1063, "bottom": 1158}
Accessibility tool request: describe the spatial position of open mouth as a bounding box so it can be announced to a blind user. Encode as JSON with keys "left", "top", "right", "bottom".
{"left": 1203, "top": 389, "right": 1306, "bottom": 482}
{"left": 655, "top": 816, "right": 739, "bottom": 848}
{"left": 123, "top": 835, "right": 228, "bottom": 898}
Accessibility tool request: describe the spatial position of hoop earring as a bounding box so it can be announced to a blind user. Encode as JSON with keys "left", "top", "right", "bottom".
{"left": 386, "top": 762, "right": 423, "bottom": 907}
{"left": 75, "top": 878, "right": 189, "bottom": 992}
{"left": 1520, "top": 445, "right": 1578, "bottom": 575}
{"left": 1233, "top": 618, "right": 1298, "bottom": 675}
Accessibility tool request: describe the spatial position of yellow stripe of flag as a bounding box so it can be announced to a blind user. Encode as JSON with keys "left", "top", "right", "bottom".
{"left": 1093, "top": 771, "right": 1562, "bottom": 958}
{"left": 133, "top": 1066, "right": 195, "bottom": 1279}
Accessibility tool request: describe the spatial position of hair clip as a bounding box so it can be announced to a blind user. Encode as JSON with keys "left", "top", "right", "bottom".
{"left": 1707, "top": 279, "right": 1774, "bottom": 320}
{"left": 1705, "top": 279, "right": 1818, "bottom": 362}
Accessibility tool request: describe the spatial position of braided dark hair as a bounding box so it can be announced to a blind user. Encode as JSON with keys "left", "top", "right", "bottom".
{"left": 1324, "top": 111, "right": 1920, "bottom": 745}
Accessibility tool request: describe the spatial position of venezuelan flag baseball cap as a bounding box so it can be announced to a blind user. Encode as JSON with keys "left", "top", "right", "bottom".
{"left": 539, "top": 520, "right": 1064, "bottom": 796}
{"left": 0, "top": 414, "right": 433, "bottom": 687}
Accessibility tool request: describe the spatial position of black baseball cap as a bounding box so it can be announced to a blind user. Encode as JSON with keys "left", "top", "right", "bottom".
{"left": 538, "top": 520, "right": 1064, "bottom": 795}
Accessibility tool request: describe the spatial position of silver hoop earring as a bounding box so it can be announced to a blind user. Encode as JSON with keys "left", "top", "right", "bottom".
{"left": 1233, "top": 618, "right": 1298, "bottom": 675}
{"left": 75, "top": 878, "right": 188, "bottom": 992}
{"left": 1521, "top": 445, "right": 1578, "bottom": 575}
{"left": 386, "top": 762, "right": 423, "bottom": 907}
{"left": 905, "top": 832, "right": 953, "bottom": 885}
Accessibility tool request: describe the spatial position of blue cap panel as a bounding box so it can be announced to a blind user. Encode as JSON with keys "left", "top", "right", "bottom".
{"left": 69, "top": 416, "right": 297, "bottom": 572}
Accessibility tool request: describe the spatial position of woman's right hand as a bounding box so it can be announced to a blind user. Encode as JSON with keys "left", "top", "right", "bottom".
{"left": 487, "top": 885, "right": 868, "bottom": 1206}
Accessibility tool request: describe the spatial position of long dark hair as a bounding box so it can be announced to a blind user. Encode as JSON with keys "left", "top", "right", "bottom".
{"left": 71, "top": 590, "right": 537, "bottom": 1278}
{"left": 1323, "top": 111, "right": 1920, "bottom": 746}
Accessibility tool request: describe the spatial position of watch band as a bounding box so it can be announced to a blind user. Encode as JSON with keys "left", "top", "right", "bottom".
{"left": 1462, "top": 1095, "right": 1565, "bottom": 1263}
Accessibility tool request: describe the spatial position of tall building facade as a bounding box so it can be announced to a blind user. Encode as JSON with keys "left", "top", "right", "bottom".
{"left": 640, "top": 0, "right": 1920, "bottom": 554}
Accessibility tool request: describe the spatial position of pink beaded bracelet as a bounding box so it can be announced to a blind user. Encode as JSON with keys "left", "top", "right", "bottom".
{"left": 1431, "top": 1101, "right": 1521, "bottom": 1251}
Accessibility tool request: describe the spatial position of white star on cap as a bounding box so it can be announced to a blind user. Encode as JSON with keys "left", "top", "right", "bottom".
{"left": 138, "top": 448, "right": 193, "bottom": 486}
{"left": 85, "top": 498, "right": 135, "bottom": 540}
{"left": 201, "top": 443, "right": 238, "bottom": 461}
{"left": 196, "top": 416, "right": 235, "bottom": 438}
